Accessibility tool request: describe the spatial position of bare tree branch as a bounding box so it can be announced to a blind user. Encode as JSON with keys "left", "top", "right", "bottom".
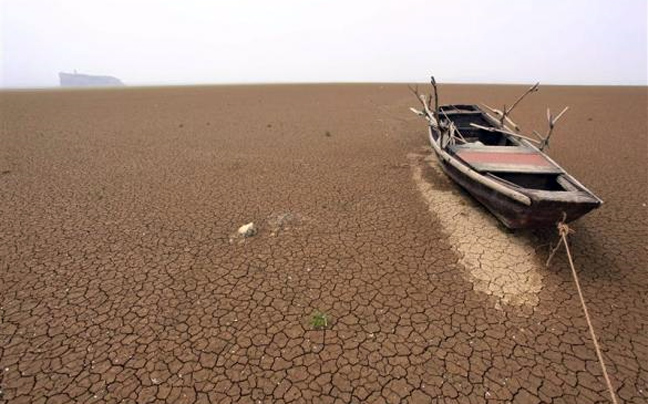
{"left": 552, "top": 106, "right": 570, "bottom": 125}
{"left": 430, "top": 76, "right": 439, "bottom": 123}
{"left": 408, "top": 84, "right": 438, "bottom": 127}
{"left": 408, "top": 84, "right": 427, "bottom": 110}
{"left": 481, "top": 103, "right": 521, "bottom": 131}
{"left": 505, "top": 82, "right": 539, "bottom": 118}
{"left": 469, "top": 123, "right": 541, "bottom": 145}
{"left": 482, "top": 103, "right": 503, "bottom": 116}
{"left": 539, "top": 106, "right": 569, "bottom": 150}
{"left": 483, "top": 82, "right": 540, "bottom": 131}
{"left": 409, "top": 107, "right": 424, "bottom": 117}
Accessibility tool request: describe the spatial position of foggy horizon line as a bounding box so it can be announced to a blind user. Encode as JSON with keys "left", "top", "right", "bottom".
{"left": 2, "top": 79, "right": 647, "bottom": 91}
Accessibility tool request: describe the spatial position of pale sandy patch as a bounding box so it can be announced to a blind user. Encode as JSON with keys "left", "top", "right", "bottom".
{"left": 409, "top": 152, "right": 544, "bottom": 307}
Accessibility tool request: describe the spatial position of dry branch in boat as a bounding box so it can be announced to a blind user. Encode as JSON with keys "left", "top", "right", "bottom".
{"left": 536, "top": 106, "right": 569, "bottom": 150}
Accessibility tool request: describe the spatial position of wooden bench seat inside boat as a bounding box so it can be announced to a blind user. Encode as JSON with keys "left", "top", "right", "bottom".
{"left": 449, "top": 145, "right": 564, "bottom": 174}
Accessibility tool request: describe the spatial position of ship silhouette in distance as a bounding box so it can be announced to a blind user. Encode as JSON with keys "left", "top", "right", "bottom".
{"left": 59, "top": 70, "right": 124, "bottom": 87}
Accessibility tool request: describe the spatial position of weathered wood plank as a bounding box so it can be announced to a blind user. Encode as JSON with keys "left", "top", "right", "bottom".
{"left": 449, "top": 145, "right": 536, "bottom": 154}
{"left": 454, "top": 148, "right": 564, "bottom": 174}
{"left": 427, "top": 126, "right": 533, "bottom": 206}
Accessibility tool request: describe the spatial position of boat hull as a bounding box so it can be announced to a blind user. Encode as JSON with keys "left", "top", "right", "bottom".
{"left": 437, "top": 157, "right": 600, "bottom": 229}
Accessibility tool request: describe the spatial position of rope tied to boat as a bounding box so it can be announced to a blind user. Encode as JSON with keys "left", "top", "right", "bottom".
{"left": 546, "top": 214, "right": 618, "bottom": 404}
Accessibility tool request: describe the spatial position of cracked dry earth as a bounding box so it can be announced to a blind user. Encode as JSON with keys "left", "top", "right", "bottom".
{"left": 1, "top": 84, "right": 646, "bottom": 403}
{"left": 408, "top": 153, "right": 544, "bottom": 309}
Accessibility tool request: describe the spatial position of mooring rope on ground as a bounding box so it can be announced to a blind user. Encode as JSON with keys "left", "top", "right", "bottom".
{"left": 546, "top": 218, "right": 619, "bottom": 404}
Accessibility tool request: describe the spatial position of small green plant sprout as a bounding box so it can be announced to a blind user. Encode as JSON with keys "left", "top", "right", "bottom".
{"left": 310, "top": 311, "right": 329, "bottom": 330}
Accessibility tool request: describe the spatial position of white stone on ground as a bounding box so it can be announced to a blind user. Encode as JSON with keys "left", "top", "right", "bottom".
{"left": 237, "top": 222, "right": 257, "bottom": 238}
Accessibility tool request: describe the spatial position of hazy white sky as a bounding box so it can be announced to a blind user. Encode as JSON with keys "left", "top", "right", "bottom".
{"left": 1, "top": 0, "right": 646, "bottom": 88}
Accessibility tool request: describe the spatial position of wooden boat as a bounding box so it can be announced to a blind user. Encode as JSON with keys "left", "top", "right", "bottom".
{"left": 410, "top": 79, "right": 602, "bottom": 229}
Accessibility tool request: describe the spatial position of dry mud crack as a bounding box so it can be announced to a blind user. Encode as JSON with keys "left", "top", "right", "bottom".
{"left": 409, "top": 152, "right": 545, "bottom": 308}
{"left": 1, "top": 85, "right": 646, "bottom": 403}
